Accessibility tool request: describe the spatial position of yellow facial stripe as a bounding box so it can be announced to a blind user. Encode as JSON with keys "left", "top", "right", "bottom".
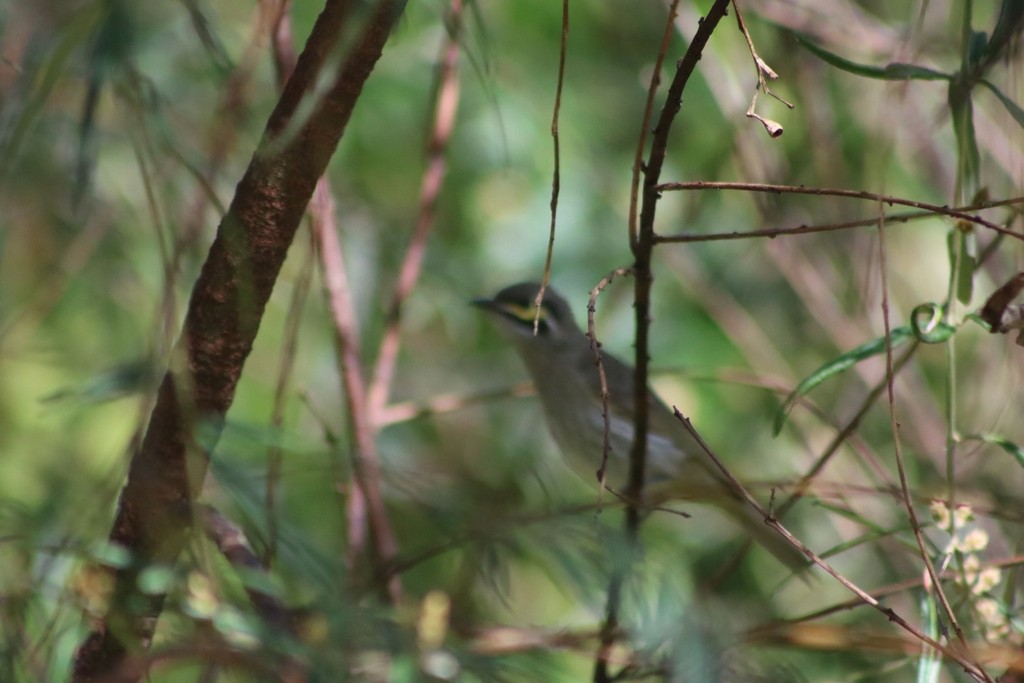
{"left": 502, "top": 301, "right": 546, "bottom": 324}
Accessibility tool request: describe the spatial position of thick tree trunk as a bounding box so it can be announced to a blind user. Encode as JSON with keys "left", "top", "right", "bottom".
{"left": 71, "top": 1, "right": 407, "bottom": 680}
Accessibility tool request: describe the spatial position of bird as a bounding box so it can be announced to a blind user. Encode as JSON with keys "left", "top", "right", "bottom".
{"left": 474, "top": 281, "right": 805, "bottom": 572}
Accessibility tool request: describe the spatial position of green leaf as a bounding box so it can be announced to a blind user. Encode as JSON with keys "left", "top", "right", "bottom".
{"left": 949, "top": 78, "right": 981, "bottom": 201}
{"left": 948, "top": 229, "right": 977, "bottom": 305}
{"left": 986, "top": 0, "right": 1024, "bottom": 65}
{"left": 978, "top": 79, "right": 1024, "bottom": 130}
{"left": 909, "top": 303, "right": 958, "bottom": 343}
{"left": 773, "top": 326, "right": 915, "bottom": 435}
{"left": 794, "top": 34, "right": 951, "bottom": 81}
{"left": 967, "top": 30, "right": 990, "bottom": 69}
{"left": 916, "top": 590, "right": 942, "bottom": 683}
{"left": 965, "top": 433, "right": 1024, "bottom": 468}
{"left": 965, "top": 311, "right": 994, "bottom": 332}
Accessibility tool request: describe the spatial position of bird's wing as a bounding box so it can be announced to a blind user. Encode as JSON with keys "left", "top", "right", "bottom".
{"left": 573, "top": 341, "right": 700, "bottom": 479}
{"left": 571, "top": 338, "right": 807, "bottom": 573}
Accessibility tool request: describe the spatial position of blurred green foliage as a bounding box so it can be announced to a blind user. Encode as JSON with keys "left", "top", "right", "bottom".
{"left": 1, "top": 0, "right": 1023, "bottom": 681}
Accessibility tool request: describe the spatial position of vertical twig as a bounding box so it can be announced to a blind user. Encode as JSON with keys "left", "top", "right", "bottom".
{"left": 201, "top": 506, "right": 293, "bottom": 633}
{"left": 265, "top": 0, "right": 298, "bottom": 87}
{"left": 594, "top": 2, "right": 732, "bottom": 681}
{"left": 877, "top": 214, "right": 994, "bottom": 682}
{"left": 314, "top": 180, "right": 401, "bottom": 603}
{"left": 367, "top": 0, "right": 464, "bottom": 421}
{"left": 627, "top": 0, "right": 681, "bottom": 251}
{"left": 532, "top": 0, "right": 569, "bottom": 322}
{"left": 586, "top": 268, "right": 634, "bottom": 491}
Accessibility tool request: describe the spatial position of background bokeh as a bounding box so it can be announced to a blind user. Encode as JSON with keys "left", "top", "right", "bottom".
{"left": 1, "top": 0, "right": 1023, "bottom": 680}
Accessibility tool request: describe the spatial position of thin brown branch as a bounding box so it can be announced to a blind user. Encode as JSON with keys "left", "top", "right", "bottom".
{"left": 585, "top": 268, "right": 634, "bottom": 491}
{"left": 266, "top": 0, "right": 299, "bottom": 88}
{"left": 313, "top": 179, "right": 401, "bottom": 603}
{"left": 595, "top": 3, "right": 731, "bottom": 681}
{"left": 261, "top": 0, "right": 406, "bottom": 596}
{"left": 752, "top": 553, "right": 1024, "bottom": 630}
{"left": 876, "top": 219, "right": 994, "bottom": 682}
{"left": 657, "top": 196, "right": 1024, "bottom": 243}
{"left": 533, "top": 0, "right": 570, "bottom": 327}
{"left": 672, "top": 409, "right": 991, "bottom": 682}
{"left": 367, "top": 0, "right": 464, "bottom": 421}
{"left": 200, "top": 506, "right": 294, "bottom": 634}
{"left": 375, "top": 381, "right": 534, "bottom": 427}
{"left": 469, "top": 622, "right": 964, "bottom": 675}
{"left": 775, "top": 342, "right": 918, "bottom": 517}
{"left": 654, "top": 182, "right": 1024, "bottom": 242}
{"left": 627, "top": 0, "right": 680, "bottom": 250}
{"left": 472, "top": 625, "right": 600, "bottom": 657}
{"left": 71, "top": 1, "right": 408, "bottom": 679}
{"left": 747, "top": 621, "right": 1024, "bottom": 673}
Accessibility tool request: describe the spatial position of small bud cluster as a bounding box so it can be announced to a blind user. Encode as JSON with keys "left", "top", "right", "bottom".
{"left": 929, "top": 501, "right": 1011, "bottom": 641}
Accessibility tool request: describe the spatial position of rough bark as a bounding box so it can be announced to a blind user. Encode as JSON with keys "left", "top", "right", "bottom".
{"left": 71, "top": 1, "right": 407, "bottom": 680}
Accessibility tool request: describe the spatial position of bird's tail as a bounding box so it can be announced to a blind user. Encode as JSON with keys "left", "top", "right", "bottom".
{"left": 647, "top": 478, "right": 809, "bottom": 575}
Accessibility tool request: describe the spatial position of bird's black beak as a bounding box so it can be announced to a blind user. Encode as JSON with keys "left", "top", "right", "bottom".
{"left": 471, "top": 297, "right": 498, "bottom": 312}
